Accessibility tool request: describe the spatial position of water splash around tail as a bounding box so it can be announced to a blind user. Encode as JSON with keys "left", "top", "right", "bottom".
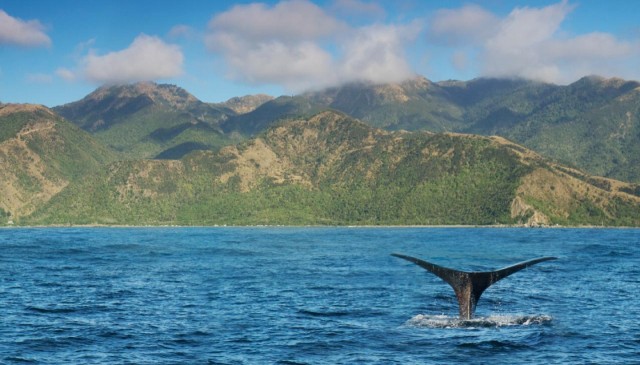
{"left": 406, "top": 314, "right": 553, "bottom": 329}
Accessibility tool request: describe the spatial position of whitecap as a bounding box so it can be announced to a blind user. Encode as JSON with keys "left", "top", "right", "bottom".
{"left": 406, "top": 314, "right": 552, "bottom": 328}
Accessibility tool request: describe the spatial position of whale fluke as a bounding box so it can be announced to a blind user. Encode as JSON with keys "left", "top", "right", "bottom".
{"left": 392, "top": 253, "right": 557, "bottom": 319}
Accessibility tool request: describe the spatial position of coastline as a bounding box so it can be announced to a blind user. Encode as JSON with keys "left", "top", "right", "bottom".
{"left": 1, "top": 223, "right": 638, "bottom": 229}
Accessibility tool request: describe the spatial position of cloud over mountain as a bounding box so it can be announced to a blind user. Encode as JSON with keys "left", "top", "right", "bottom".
{"left": 205, "top": 0, "right": 419, "bottom": 92}
{"left": 427, "top": 0, "right": 639, "bottom": 83}
{"left": 428, "top": 5, "right": 498, "bottom": 46}
{"left": 57, "top": 34, "right": 184, "bottom": 85}
{"left": 80, "top": 34, "right": 184, "bottom": 84}
{"left": 0, "top": 10, "right": 51, "bottom": 47}
{"left": 339, "top": 22, "right": 419, "bottom": 85}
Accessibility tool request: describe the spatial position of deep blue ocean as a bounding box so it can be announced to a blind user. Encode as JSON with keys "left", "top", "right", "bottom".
{"left": 0, "top": 227, "right": 638, "bottom": 364}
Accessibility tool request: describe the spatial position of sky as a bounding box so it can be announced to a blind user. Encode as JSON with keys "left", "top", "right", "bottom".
{"left": 1, "top": 0, "right": 639, "bottom": 107}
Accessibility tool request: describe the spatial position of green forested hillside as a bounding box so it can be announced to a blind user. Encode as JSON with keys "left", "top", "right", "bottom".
{"left": 5, "top": 78, "right": 639, "bottom": 226}
{"left": 212, "top": 94, "right": 274, "bottom": 114}
{"left": 0, "top": 104, "right": 116, "bottom": 220}
{"left": 54, "top": 82, "right": 235, "bottom": 159}
{"left": 465, "top": 77, "right": 640, "bottom": 182}
{"left": 219, "top": 76, "right": 640, "bottom": 183}
{"left": 25, "top": 111, "right": 640, "bottom": 227}
{"left": 220, "top": 95, "right": 326, "bottom": 136}
{"left": 53, "top": 76, "right": 640, "bottom": 183}
{"left": 303, "top": 77, "right": 464, "bottom": 131}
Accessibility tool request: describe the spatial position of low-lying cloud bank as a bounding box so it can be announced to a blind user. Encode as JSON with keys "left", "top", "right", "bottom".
{"left": 205, "top": 0, "right": 420, "bottom": 92}
{"left": 206, "top": 0, "right": 639, "bottom": 91}
{"left": 35, "top": 0, "right": 639, "bottom": 89}
{"left": 428, "top": 0, "right": 638, "bottom": 84}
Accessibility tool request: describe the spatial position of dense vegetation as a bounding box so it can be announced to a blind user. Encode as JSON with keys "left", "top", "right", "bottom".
{"left": 4, "top": 75, "right": 640, "bottom": 227}
{"left": 0, "top": 109, "right": 29, "bottom": 143}
{"left": 0, "top": 105, "right": 116, "bottom": 219}
{"left": 52, "top": 76, "right": 640, "bottom": 183}
{"left": 23, "top": 112, "right": 640, "bottom": 227}
{"left": 224, "top": 76, "right": 640, "bottom": 183}
{"left": 54, "top": 83, "right": 235, "bottom": 159}
{"left": 220, "top": 96, "right": 326, "bottom": 136}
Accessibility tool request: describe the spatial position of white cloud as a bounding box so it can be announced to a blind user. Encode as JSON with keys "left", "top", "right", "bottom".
{"left": 339, "top": 23, "right": 419, "bottom": 84}
{"left": 56, "top": 67, "right": 76, "bottom": 82}
{"left": 486, "top": 1, "right": 574, "bottom": 51}
{"left": 427, "top": 1, "right": 639, "bottom": 84}
{"left": 208, "top": 0, "right": 345, "bottom": 43}
{"left": 547, "top": 33, "right": 633, "bottom": 60}
{"left": 218, "top": 36, "right": 336, "bottom": 90}
{"left": 206, "top": 0, "right": 419, "bottom": 92}
{"left": 80, "top": 34, "right": 183, "bottom": 84}
{"left": 428, "top": 5, "right": 498, "bottom": 45}
{"left": 0, "top": 10, "right": 51, "bottom": 47}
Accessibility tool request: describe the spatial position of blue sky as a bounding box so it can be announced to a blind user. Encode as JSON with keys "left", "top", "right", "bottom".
{"left": 1, "top": 0, "right": 639, "bottom": 107}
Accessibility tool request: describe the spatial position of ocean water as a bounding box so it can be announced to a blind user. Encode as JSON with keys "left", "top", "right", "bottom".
{"left": 0, "top": 227, "right": 638, "bottom": 364}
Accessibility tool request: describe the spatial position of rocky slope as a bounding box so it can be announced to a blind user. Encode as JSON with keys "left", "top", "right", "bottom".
{"left": 54, "top": 82, "right": 234, "bottom": 159}
{"left": 214, "top": 94, "right": 274, "bottom": 114}
{"left": 0, "top": 104, "right": 114, "bottom": 221}
{"left": 26, "top": 111, "right": 640, "bottom": 226}
{"left": 53, "top": 76, "right": 640, "bottom": 183}
{"left": 219, "top": 75, "right": 640, "bottom": 183}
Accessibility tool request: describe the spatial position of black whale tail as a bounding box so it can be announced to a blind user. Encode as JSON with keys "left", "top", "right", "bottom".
{"left": 391, "top": 253, "right": 557, "bottom": 319}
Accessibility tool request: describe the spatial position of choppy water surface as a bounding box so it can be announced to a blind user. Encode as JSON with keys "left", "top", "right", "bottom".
{"left": 0, "top": 227, "right": 638, "bottom": 364}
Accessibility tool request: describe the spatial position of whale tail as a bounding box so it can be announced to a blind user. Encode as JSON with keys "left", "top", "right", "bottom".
{"left": 391, "top": 253, "right": 557, "bottom": 319}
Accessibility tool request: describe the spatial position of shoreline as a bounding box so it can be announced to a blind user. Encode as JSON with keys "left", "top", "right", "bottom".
{"left": 1, "top": 223, "right": 638, "bottom": 229}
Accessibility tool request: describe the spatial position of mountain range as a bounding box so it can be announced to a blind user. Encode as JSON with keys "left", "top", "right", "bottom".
{"left": 2, "top": 75, "right": 639, "bottom": 226}
{"left": 53, "top": 75, "right": 640, "bottom": 182}
{"left": 285, "top": 75, "right": 640, "bottom": 183}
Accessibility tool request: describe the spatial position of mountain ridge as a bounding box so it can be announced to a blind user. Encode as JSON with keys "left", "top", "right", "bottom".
{"left": 4, "top": 75, "right": 639, "bottom": 226}
{"left": 0, "top": 103, "right": 115, "bottom": 220}
{"left": 22, "top": 110, "right": 640, "bottom": 227}
{"left": 217, "top": 75, "right": 640, "bottom": 183}
{"left": 214, "top": 94, "right": 274, "bottom": 114}
{"left": 46, "top": 74, "right": 640, "bottom": 183}
{"left": 54, "top": 82, "right": 236, "bottom": 159}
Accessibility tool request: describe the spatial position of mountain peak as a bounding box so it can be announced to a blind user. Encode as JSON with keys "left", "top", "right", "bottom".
{"left": 218, "top": 94, "right": 274, "bottom": 114}
{"left": 89, "top": 82, "right": 199, "bottom": 109}
{"left": 303, "top": 75, "right": 434, "bottom": 109}
{"left": 573, "top": 74, "right": 631, "bottom": 86}
{"left": 54, "top": 81, "right": 219, "bottom": 133}
{"left": 0, "top": 103, "right": 53, "bottom": 117}
{"left": 570, "top": 75, "right": 640, "bottom": 96}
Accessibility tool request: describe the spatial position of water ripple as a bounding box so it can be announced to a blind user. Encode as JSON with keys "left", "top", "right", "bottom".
{"left": 0, "top": 227, "right": 638, "bottom": 364}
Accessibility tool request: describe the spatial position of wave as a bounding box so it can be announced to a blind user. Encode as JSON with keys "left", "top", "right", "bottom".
{"left": 3, "top": 356, "right": 38, "bottom": 363}
{"left": 405, "top": 314, "right": 553, "bottom": 328}
{"left": 100, "top": 243, "right": 145, "bottom": 250}
{"left": 298, "top": 309, "right": 351, "bottom": 317}
{"left": 26, "top": 305, "right": 79, "bottom": 314}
